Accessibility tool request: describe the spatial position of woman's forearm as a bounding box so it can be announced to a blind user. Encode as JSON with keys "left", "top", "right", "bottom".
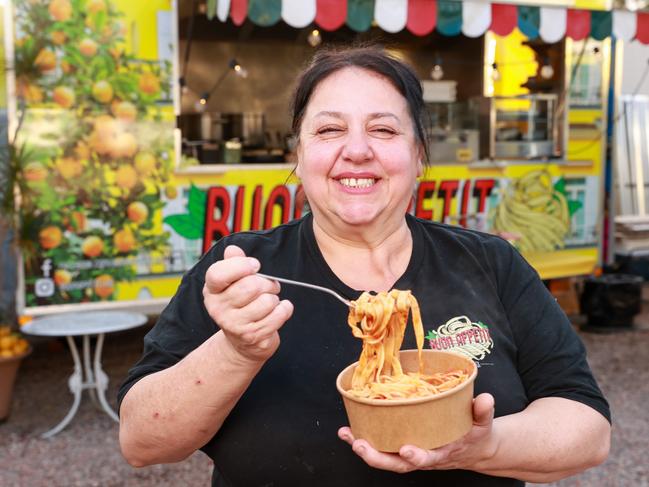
{"left": 473, "top": 397, "right": 611, "bottom": 482}
{"left": 119, "top": 331, "right": 263, "bottom": 467}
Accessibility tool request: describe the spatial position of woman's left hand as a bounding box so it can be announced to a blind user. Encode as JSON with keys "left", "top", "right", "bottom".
{"left": 338, "top": 393, "right": 497, "bottom": 473}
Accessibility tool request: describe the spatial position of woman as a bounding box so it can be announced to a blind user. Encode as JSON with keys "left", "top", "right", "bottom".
{"left": 118, "top": 47, "right": 610, "bottom": 486}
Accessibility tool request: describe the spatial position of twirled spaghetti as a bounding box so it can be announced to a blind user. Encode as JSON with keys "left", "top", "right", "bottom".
{"left": 347, "top": 290, "right": 469, "bottom": 400}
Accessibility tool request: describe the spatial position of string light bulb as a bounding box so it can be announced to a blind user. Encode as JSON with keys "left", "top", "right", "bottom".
{"left": 233, "top": 62, "right": 248, "bottom": 78}
{"left": 307, "top": 29, "right": 322, "bottom": 47}
{"left": 431, "top": 64, "right": 444, "bottom": 81}
{"left": 431, "top": 54, "right": 444, "bottom": 80}
{"left": 540, "top": 58, "right": 554, "bottom": 80}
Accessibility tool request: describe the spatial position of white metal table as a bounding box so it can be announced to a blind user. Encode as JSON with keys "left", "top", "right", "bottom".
{"left": 21, "top": 311, "right": 148, "bottom": 438}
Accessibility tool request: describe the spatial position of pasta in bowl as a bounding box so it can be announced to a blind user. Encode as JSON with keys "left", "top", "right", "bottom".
{"left": 336, "top": 290, "right": 478, "bottom": 452}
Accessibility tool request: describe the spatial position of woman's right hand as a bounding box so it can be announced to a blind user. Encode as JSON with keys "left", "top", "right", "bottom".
{"left": 203, "top": 244, "right": 294, "bottom": 363}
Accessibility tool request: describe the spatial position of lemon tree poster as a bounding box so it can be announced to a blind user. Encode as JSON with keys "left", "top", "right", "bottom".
{"left": 9, "top": 0, "right": 176, "bottom": 312}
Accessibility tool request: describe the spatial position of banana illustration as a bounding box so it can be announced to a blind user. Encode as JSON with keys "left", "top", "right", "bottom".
{"left": 491, "top": 170, "right": 571, "bottom": 253}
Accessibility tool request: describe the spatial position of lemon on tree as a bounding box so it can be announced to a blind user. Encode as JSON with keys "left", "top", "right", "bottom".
{"left": 127, "top": 201, "right": 149, "bottom": 224}
{"left": 81, "top": 235, "right": 104, "bottom": 258}
{"left": 92, "top": 80, "right": 114, "bottom": 104}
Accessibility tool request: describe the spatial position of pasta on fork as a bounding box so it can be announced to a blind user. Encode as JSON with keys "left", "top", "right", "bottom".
{"left": 347, "top": 290, "right": 469, "bottom": 400}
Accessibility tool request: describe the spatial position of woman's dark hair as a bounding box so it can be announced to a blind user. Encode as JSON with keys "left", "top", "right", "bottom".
{"left": 290, "top": 45, "right": 430, "bottom": 164}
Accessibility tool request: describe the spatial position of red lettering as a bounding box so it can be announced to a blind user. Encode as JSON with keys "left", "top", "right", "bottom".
{"left": 415, "top": 181, "right": 436, "bottom": 220}
{"left": 250, "top": 185, "right": 263, "bottom": 230}
{"left": 264, "top": 185, "right": 291, "bottom": 229}
{"left": 460, "top": 180, "right": 471, "bottom": 227}
{"left": 202, "top": 186, "right": 231, "bottom": 254}
{"left": 233, "top": 185, "right": 245, "bottom": 233}
{"left": 438, "top": 180, "right": 459, "bottom": 223}
{"left": 473, "top": 179, "right": 495, "bottom": 213}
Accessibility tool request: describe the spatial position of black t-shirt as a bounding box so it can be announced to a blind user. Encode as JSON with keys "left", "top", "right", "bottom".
{"left": 118, "top": 214, "right": 610, "bottom": 487}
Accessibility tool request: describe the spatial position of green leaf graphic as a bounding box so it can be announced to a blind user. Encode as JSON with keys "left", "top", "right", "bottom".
{"left": 568, "top": 200, "right": 583, "bottom": 216}
{"left": 163, "top": 214, "right": 203, "bottom": 239}
{"left": 553, "top": 177, "right": 565, "bottom": 194}
{"left": 188, "top": 184, "right": 207, "bottom": 220}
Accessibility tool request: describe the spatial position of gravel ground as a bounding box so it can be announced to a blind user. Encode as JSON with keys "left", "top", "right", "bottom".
{"left": 1, "top": 306, "right": 648, "bottom": 487}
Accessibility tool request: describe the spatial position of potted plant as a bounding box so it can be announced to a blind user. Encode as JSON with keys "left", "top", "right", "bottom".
{"left": 0, "top": 101, "right": 33, "bottom": 421}
{"left": 0, "top": 322, "right": 31, "bottom": 421}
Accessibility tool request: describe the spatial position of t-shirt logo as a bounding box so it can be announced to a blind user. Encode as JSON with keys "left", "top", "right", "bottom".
{"left": 425, "top": 316, "right": 494, "bottom": 362}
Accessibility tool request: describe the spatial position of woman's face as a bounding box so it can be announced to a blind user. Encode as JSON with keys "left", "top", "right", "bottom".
{"left": 296, "top": 67, "right": 422, "bottom": 230}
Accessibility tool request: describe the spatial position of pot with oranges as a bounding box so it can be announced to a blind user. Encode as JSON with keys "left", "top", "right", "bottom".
{"left": 0, "top": 325, "right": 31, "bottom": 421}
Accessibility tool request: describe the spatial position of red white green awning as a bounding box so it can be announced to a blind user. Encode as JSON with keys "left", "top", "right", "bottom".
{"left": 207, "top": 0, "right": 649, "bottom": 44}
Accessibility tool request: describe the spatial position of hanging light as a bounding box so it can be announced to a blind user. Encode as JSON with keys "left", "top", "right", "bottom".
{"left": 540, "top": 58, "right": 554, "bottom": 80}
{"left": 307, "top": 29, "right": 322, "bottom": 47}
{"left": 232, "top": 61, "right": 249, "bottom": 78}
{"left": 197, "top": 58, "right": 249, "bottom": 108}
{"left": 491, "top": 62, "right": 500, "bottom": 81}
{"left": 430, "top": 54, "right": 444, "bottom": 81}
{"left": 179, "top": 76, "right": 190, "bottom": 95}
{"left": 431, "top": 64, "right": 444, "bottom": 81}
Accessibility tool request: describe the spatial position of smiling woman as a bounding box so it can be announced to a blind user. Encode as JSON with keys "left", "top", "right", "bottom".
{"left": 118, "top": 46, "right": 610, "bottom": 487}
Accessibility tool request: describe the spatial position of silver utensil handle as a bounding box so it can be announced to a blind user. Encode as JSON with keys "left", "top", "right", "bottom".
{"left": 257, "top": 272, "right": 352, "bottom": 307}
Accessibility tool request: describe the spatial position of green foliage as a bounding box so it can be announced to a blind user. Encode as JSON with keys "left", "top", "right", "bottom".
{"left": 11, "top": 0, "right": 174, "bottom": 304}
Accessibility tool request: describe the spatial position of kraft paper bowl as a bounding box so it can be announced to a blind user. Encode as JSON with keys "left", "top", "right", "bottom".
{"left": 336, "top": 349, "right": 478, "bottom": 453}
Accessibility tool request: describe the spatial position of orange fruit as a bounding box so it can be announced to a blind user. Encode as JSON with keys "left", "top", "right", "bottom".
{"left": 35, "top": 48, "right": 56, "bottom": 72}
{"left": 61, "top": 60, "right": 73, "bottom": 74}
{"left": 93, "top": 274, "right": 114, "bottom": 299}
{"left": 54, "top": 269, "right": 72, "bottom": 286}
{"left": 87, "top": 0, "right": 106, "bottom": 14}
{"left": 114, "top": 228, "right": 136, "bottom": 253}
{"left": 51, "top": 30, "right": 67, "bottom": 45}
{"left": 92, "top": 80, "right": 113, "bottom": 103}
{"left": 52, "top": 86, "right": 75, "bottom": 109}
{"left": 17, "top": 79, "right": 44, "bottom": 103}
{"left": 13, "top": 339, "right": 29, "bottom": 355}
{"left": 49, "top": 0, "right": 72, "bottom": 21}
{"left": 126, "top": 201, "right": 149, "bottom": 224}
{"left": 92, "top": 114, "right": 119, "bottom": 132}
{"left": 115, "top": 165, "right": 138, "bottom": 190}
{"left": 24, "top": 161, "right": 47, "bottom": 182}
{"left": 134, "top": 152, "right": 156, "bottom": 176}
{"left": 109, "top": 133, "right": 138, "bottom": 159}
{"left": 74, "top": 141, "right": 90, "bottom": 160}
{"left": 138, "top": 72, "right": 160, "bottom": 95}
{"left": 64, "top": 210, "right": 87, "bottom": 232}
{"left": 0, "top": 335, "right": 16, "bottom": 350}
{"left": 113, "top": 101, "right": 137, "bottom": 122}
{"left": 55, "top": 157, "right": 82, "bottom": 179}
{"left": 81, "top": 235, "right": 104, "bottom": 258}
{"left": 79, "top": 38, "right": 98, "bottom": 57}
{"left": 39, "top": 226, "right": 63, "bottom": 249}
{"left": 88, "top": 116, "right": 119, "bottom": 155}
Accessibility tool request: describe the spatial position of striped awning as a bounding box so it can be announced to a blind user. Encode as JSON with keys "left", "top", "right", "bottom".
{"left": 207, "top": 0, "right": 649, "bottom": 44}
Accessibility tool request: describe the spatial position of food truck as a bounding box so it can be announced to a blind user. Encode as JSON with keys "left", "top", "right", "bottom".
{"left": 2, "top": 0, "right": 648, "bottom": 316}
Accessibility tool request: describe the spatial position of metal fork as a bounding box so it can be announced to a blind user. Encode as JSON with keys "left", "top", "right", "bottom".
{"left": 257, "top": 272, "right": 353, "bottom": 307}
